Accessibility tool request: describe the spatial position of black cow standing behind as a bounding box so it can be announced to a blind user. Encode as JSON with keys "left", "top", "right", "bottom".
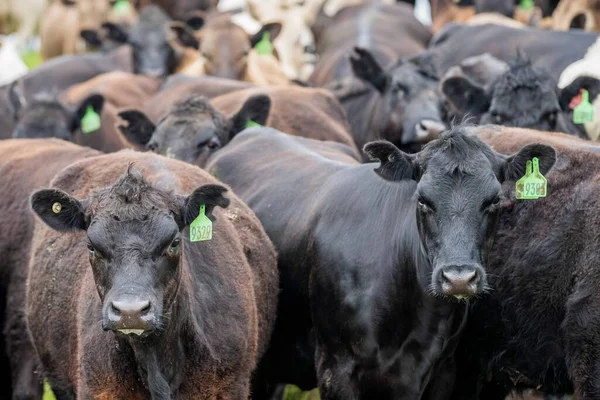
{"left": 207, "top": 126, "right": 556, "bottom": 399}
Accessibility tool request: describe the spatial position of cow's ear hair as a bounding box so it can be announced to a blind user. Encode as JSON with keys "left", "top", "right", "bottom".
{"left": 441, "top": 75, "right": 491, "bottom": 114}
{"left": 501, "top": 143, "right": 557, "bottom": 182}
{"left": 250, "top": 23, "right": 282, "bottom": 47}
{"left": 350, "top": 47, "right": 390, "bottom": 93}
{"left": 229, "top": 94, "right": 271, "bottom": 139}
{"left": 80, "top": 29, "right": 102, "bottom": 47}
{"left": 168, "top": 22, "right": 199, "bottom": 49}
{"left": 31, "top": 189, "right": 88, "bottom": 231}
{"left": 101, "top": 22, "right": 129, "bottom": 44}
{"left": 117, "top": 109, "right": 156, "bottom": 146}
{"left": 7, "top": 80, "right": 25, "bottom": 120}
{"left": 72, "top": 94, "right": 104, "bottom": 132}
{"left": 181, "top": 184, "right": 230, "bottom": 226}
{"left": 559, "top": 76, "right": 600, "bottom": 111}
{"left": 185, "top": 11, "right": 206, "bottom": 31}
{"left": 363, "top": 140, "right": 420, "bottom": 181}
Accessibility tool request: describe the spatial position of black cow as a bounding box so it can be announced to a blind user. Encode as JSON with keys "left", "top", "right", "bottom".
{"left": 327, "top": 47, "right": 446, "bottom": 155}
{"left": 206, "top": 126, "right": 556, "bottom": 399}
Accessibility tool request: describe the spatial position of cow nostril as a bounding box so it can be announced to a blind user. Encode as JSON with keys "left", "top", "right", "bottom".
{"left": 110, "top": 302, "right": 122, "bottom": 317}
{"left": 468, "top": 271, "right": 479, "bottom": 285}
{"left": 140, "top": 302, "right": 151, "bottom": 316}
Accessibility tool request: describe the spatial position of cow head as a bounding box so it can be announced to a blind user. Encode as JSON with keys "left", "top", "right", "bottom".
{"left": 441, "top": 54, "right": 600, "bottom": 137}
{"left": 85, "top": 5, "right": 176, "bottom": 77}
{"left": 350, "top": 47, "right": 447, "bottom": 149}
{"left": 170, "top": 14, "right": 282, "bottom": 80}
{"left": 30, "top": 167, "right": 230, "bottom": 336}
{"left": 8, "top": 82, "right": 104, "bottom": 141}
{"left": 118, "top": 94, "right": 271, "bottom": 166}
{"left": 364, "top": 126, "right": 556, "bottom": 299}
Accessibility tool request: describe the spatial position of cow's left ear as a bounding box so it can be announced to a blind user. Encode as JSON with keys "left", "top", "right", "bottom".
{"left": 559, "top": 76, "right": 600, "bottom": 111}
{"left": 250, "top": 23, "right": 282, "bottom": 48}
{"left": 229, "top": 94, "right": 271, "bottom": 139}
{"left": 101, "top": 22, "right": 129, "bottom": 44}
{"left": 501, "top": 143, "right": 557, "bottom": 182}
{"left": 72, "top": 94, "right": 105, "bottom": 133}
{"left": 363, "top": 140, "right": 420, "bottom": 181}
{"left": 350, "top": 47, "right": 390, "bottom": 93}
{"left": 168, "top": 21, "right": 199, "bottom": 49}
{"left": 441, "top": 74, "right": 491, "bottom": 114}
{"left": 31, "top": 189, "right": 88, "bottom": 231}
{"left": 80, "top": 29, "right": 103, "bottom": 48}
{"left": 181, "top": 184, "right": 230, "bottom": 226}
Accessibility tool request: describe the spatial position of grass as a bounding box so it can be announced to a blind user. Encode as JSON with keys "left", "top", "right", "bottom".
{"left": 283, "top": 385, "right": 320, "bottom": 400}
{"left": 43, "top": 380, "right": 56, "bottom": 400}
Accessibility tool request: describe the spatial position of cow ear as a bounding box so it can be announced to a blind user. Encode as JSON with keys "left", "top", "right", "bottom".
{"left": 441, "top": 75, "right": 491, "bottom": 114}
{"left": 363, "top": 140, "right": 419, "bottom": 181}
{"left": 101, "top": 22, "right": 129, "bottom": 44}
{"left": 61, "top": 0, "right": 76, "bottom": 5}
{"left": 72, "top": 94, "right": 104, "bottom": 132}
{"left": 229, "top": 95, "right": 271, "bottom": 139}
{"left": 80, "top": 29, "right": 102, "bottom": 47}
{"left": 117, "top": 109, "right": 156, "bottom": 146}
{"left": 181, "top": 184, "right": 230, "bottom": 226}
{"left": 7, "top": 80, "right": 25, "bottom": 120}
{"left": 185, "top": 11, "right": 206, "bottom": 31}
{"left": 559, "top": 76, "right": 600, "bottom": 111}
{"left": 350, "top": 47, "right": 390, "bottom": 93}
{"left": 501, "top": 143, "right": 557, "bottom": 182}
{"left": 31, "top": 189, "right": 88, "bottom": 231}
{"left": 168, "top": 22, "right": 199, "bottom": 49}
{"left": 250, "top": 23, "right": 282, "bottom": 47}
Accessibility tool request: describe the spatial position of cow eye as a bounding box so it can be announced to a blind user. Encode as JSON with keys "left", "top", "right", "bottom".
{"left": 87, "top": 243, "right": 95, "bottom": 257}
{"left": 170, "top": 238, "right": 180, "bottom": 248}
{"left": 482, "top": 196, "right": 501, "bottom": 211}
{"left": 393, "top": 81, "right": 408, "bottom": 94}
{"left": 489, "top": 110, "right": 503, "bottom": 124}
{"left": 199, "top": 137, "right": 220, "bottom": 150}
{"left": 417, "top": 196, "right": 434, "bottom": 213}
{"left": 546, "top": 111, "right": 557, "bottom": 124}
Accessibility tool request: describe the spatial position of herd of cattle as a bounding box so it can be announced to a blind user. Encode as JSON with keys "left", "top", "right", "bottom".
{"left": 3, "top": 0, "right": 600, "bottom": 399}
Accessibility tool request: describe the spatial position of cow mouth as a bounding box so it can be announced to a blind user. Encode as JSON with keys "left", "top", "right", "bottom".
{"left": 116, "top": 329, "right": 146, "bottom": 336}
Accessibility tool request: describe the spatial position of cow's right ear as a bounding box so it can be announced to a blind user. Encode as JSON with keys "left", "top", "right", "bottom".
{"left": 101, "top": 22, "right": 129, "bottom": 44}
{"left": 181, "top": 184, "right": 230, "bottom": 227}
{"left": 80, "top": 29, "right": 102, "bottom": 48}
{"left": 441, "top": 75, "right": 491, "bottom": 114}
{"left": 31, "top": 189, "right": 88, "bottom": 231}
{"left": 229, "top": 94, "right": 271, "bottom": 139}
{"left": 350, "top": 47, "right": 391, "bottom": 93}
{"left": 7, "top": 80, "right": 25, "bottom": 120}
{"left": 363, "top": 140, "right": 420, "bottom": 181}
{"left": 118, "top": 109, "right": 156, "bottom": 146}
{"left": 168, "top": 22, "right": 199, "bottom": 49}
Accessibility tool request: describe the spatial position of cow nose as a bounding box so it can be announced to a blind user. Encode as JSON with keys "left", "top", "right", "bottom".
{"left": 415, "top": 120, "right": 446, "bottom": 143}
{"left": 439, "top": 266, "right": 481, "bottom": 299}
{"left": 107, "top": 298, "right": 154, "bottom": 334}
{"left": 141, "top": 68, "right": 165, "bottom": 78}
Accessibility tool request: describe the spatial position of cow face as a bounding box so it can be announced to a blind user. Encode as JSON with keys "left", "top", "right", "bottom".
{"left": 8, "top": 83, "right": 104, "bottom": 141}
{"left": 364, "top": 128, "right": 556, "bottom": 299}
{"left": 30, "top": 168, "right": 229, "bottom": 337}
{"left": 350, "top": 47, "right": 447, "bottom": 149}
{"left": 441, "top": 55, "right": 600, "bottom": 137}
{"left": 98, "top": 5, "right": 176, "bottom": 77}
{"left": 119, "top": 95, "right": 271, "bottom": 167}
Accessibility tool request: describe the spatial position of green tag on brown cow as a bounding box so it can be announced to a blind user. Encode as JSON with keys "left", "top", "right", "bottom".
{"left": 518, "top": 0, "right": 534, "bottom": 11}
{"left": 190, "top": 204, "right": 212, "bottom": 242}
{"left": 245, "top": 120, "right": 261, "bottom": 129}
{"left": 81, "top": 106, "right": 101, "bottom": 134}
{"left": 255, "top": 32, "right": 273, "bottom": 56}
{"left": 573, "top": 89, "right": 594, "bottom": 124}
{"left": 113, "top": 0, "right": 132, "bottom": 15}
{"left": 516, "top": 157, "right": 547, "bottom": 200}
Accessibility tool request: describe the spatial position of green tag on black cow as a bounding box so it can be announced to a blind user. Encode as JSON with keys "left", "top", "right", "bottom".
{"left": 516, "top": 158, "right": 547, "bottom": 200}
{"left": 113, "top": 0, "right": 132, "bottom": 15}
{"left": 573, "top": 89, "right": 594, "bottom": 124}
{"left": 190, "top": 204, "right": 212, "bottom": 242}
{"left": 518, "top": 0, "right": 534, "bottom": 11}
{"left": 255, "top": 32, "right": 273, "bottom": 56}
{"left": 81, "top": 106, "right": 101, "bottom": 134}
{"left": 245, "top": 120, "right": 261, "bottom": 129}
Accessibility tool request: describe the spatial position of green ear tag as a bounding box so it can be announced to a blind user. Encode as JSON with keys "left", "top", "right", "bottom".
{"left": 245, "top": 120, "right": 261, "bottom": 129}
{"left": 43, "top": 379, "right": 56, "bottom": 400}
{"left": 518, "top": 0, "right": 534, "bottom": 11}
{"left": 516, "top": 157, "right": 547, "bottom": 200}
{"left": 190, "top": 204, "right": 212, "bottom": 242}
{"left": 81, "top": 106, "right": 101, "bottom": 134}
{"left": 573, "top": 89, "right": 594, "bottom": 124}
{"left": 254, "top": 32, "right": 273, "bottom": 56}
{"left": 113, "top": 0, "right": 132, "bottom": 15}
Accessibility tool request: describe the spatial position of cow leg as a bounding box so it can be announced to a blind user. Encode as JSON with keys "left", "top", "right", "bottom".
{"left": 314, "top": 339, "right": 358, "bottom": 400}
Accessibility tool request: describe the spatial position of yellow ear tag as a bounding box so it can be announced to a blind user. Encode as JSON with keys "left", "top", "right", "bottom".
{"left": 254, "top": 32, "right": 273, "bottom": 56}
{"left": 245, "top": 120, "right": 261, "bottom": 129}
{"left": 515, "top": 157, "right": 547, "bottom": 200}
{"left": 52, "top": 202, "right": 62, "bottom": 214}
{"left": 190, "top": 204, "right": 212, "bottom": 242}
{"left": 519, "top": 0, "right": 534, "bottom": 11}
{"left": 81, "top": 106, "right": 101, "bottom": 134}
{"left": 573, "top": 89, "right": 594, "bottom": 124}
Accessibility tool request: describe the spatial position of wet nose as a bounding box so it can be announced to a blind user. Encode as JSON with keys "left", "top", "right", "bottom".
{"left": 415, "top": 120, "right": 446, "bottom": 143}
{"left": 439, "top": 266, "right": 481, "bottom": 299}
{"left": 107, "top": 298, "right": 154, "bottom": 333}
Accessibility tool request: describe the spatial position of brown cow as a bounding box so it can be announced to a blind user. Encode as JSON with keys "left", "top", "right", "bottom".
{"left": 0, "top": 138, "right": 100, "bottom": 400}
{"left": 549, "top": 0, "right": 600, "bottom": 30}
{"left": 26, "top": 150, "right": 278, "bottom": 399}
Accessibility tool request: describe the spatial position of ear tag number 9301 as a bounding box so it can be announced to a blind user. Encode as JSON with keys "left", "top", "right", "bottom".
{"left": 190, "top": 204, "right": 213, "bottom": 242}
{"left": 516, "top": 157, "right": 547, "bottom": 200}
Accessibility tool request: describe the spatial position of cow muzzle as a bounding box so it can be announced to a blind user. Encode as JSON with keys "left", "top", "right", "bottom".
{"left": 434, "top": 264, "right": 485, "bottom": 299}
{"left": 103, "top": 294, "right": 158, "bottom": 335}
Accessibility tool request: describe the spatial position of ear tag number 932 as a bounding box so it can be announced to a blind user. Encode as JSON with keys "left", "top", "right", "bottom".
{"left": 516, "top": 157, "right": 547, "bottom": 200}
{"left": 190, "top": 204, "right": 212, "bottom": 242}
